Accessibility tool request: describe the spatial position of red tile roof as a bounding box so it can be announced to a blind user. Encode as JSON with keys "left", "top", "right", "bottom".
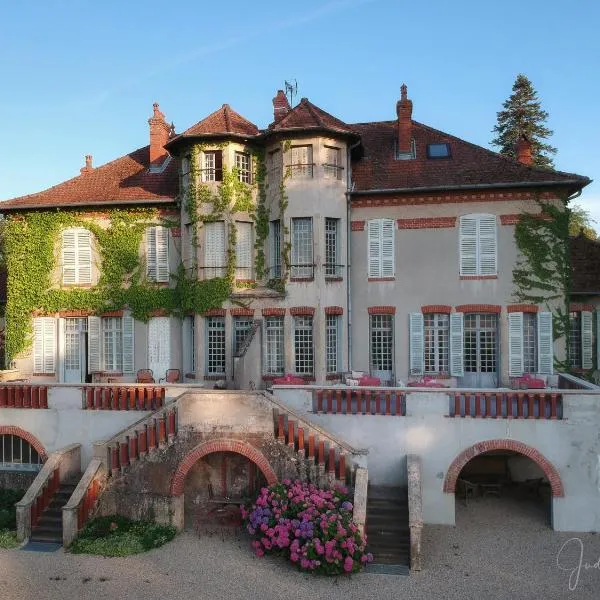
{"left": 570, "top": 234, "right": 600, "bottom": 295}
{"left": 178, "top": 104, "right": 259, "bottom": 137}
{"left": 0, "top": 146, "right": 178, "bottom": 210}
{"left": 350, "top": 120, "right": 590, "bottom": 193}
{"left": 267, "top": 98, "right": 357, "bottom": 137}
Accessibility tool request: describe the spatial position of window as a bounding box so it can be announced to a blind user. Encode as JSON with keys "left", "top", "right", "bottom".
{"left": 523, "top": 313, "right": 537, "bottom": 373}
{"left": 427, "top": 143, "right": 451, "bottom": 159}
{"left": 0, "top": 435, "right": 43, "bottom": 471}
{"left": 294, "top": 316, "right": 313, "bottom": 375}
{"left": 323, "top": 146, "right": 342, "bottom": 179}
{"left": 569, "top": 312, "right": 582, "bottom": 369}
{"left": 325, "top": 218, "right": 341, "bottom": 277}
{"left": 206, "top": 317, "right": 226, "bottom": 375}
{"left": 87, "top": 316, "right": 134, "bottom": 373}
{"left": 326, "top": 315, "right": 341, "bottom": 373}
{"left": 181, "top": 156, "right": 190, "bottom": 191}
{"left": 459, "top": 214, "right": 497, "bottom": 276}
{"left": 33, "top": 317, "right": 56, "bottom": 374}
{"left": 367, "top": 219, "right": 395, "bottom": 278}
{"left": 569, "top": 311, "right": 593, "bottom": 369}
{"left": 103, "top": 317, "right": 123, "bottom": 372}
{"left": 204, "top": 221, "right": 227, "bottom": 278}
{"left": 233, "top": 317, "right": 253, "bottom": 356}
{"left": 424, "top": 314, "right": 449, "bottom": 374}
{"left": 291, "top": 217, "right": 313, "bottom": 278}
{"left": 201, "top": 150, "right": 223, "bottom": 182}
{"left": 235, "top": 152, "right": 252, "bottom": 184}
{"left": 265, "top": 316, "right": 284, "bottom": 375}
{"left": 62, "top": 227, "right": 92, "bottom": 285}
{"left": 146, "top": 226, "right": 169, "bottom": 283}
{"left": 508, "top": 311, "right": 553, "bottom": 376}
{"left": 370, "top": 314, "right": 394, "bottom": 374}
{"left": 236, "top": 222, "right": 253, "bottom": 280}
{"left": 464, "top": 314, "right": 497, "bottom": 373}
{"left": 270, "top": 220, "right": 281, "bottom": 278}
{"left": 289, "top": 145, "right": 313, "bottom": 178}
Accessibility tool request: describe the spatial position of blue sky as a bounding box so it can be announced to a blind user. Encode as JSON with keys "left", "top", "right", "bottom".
{"left": 1, "top": 0, "right": 598, "bottom": 220}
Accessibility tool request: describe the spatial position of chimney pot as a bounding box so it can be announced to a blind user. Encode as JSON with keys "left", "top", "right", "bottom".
{"left": 396, "top": 83, "right": 413, "bottom": 155}
{"left": 80, "top": 154, "right": 94, "bottom": 174}
{"left": 272, "top": 90, "right": 291, "bottom": 122}
{"left": 515, "top": 135, "right": 533, "bottom": 166}
{"left": 148, "top": 102, "right": 171, "bottom": 164}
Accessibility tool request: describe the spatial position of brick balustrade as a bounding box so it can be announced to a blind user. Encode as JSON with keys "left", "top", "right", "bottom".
{"left": 450, "top": 391, "right": 562, "bottom": 419}
{"left": 0, "top": 385, "right": 48, "bottom": 408}
{"left": 83, "top": 385, "right": 166, "bottom": 410}
{"left": 313, "top": 388, "right": 406, "bottom": 416}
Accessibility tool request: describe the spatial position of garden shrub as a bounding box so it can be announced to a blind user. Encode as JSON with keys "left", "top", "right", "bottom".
{"left": 70, "top": 515, "right": 176, "bottom": 557}
{"left": 242, "top": 480, "right": 373, "bottom": 575}
{"left": 0, "top": 489, "right": 24, "bottom": 531}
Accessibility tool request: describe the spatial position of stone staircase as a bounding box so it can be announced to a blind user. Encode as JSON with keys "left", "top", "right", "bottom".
{"left": 366, "top": 485, "right": 410, "bottom": 566}
{"left": 30, "top": 478, "right": 80, "bottom": 543}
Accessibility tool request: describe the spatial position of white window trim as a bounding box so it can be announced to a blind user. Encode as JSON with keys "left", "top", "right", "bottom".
{"left": 87, "top": 316, "right": 135, "bottom": 373}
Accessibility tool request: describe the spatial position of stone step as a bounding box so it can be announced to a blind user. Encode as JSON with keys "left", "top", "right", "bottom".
{"left": 29, "top": 532, "right": 63, "bottom": 543}
{"left": 38, "top": 515, "right": 62, "bottom": 527}
{"left": 368, "top": 485, "right": 408, "bottom": 500}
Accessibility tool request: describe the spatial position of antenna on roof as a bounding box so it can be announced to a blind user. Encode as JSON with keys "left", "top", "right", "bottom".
{"left": 284, "top": 80, "right": 298, "bottom": 106}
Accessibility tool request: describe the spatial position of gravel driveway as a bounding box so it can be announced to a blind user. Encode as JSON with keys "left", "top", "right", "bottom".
{"left": 1, "top": 495, "right": 598, "bottom": 600}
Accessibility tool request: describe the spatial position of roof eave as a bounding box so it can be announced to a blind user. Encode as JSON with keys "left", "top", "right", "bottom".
{"left": 165, "top": 132, "right": 260, "bottom": 152}
{"left": 0, "top": 197, "right": 177, "bottom": 212}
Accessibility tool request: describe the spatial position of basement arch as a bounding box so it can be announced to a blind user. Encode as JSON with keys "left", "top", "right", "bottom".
{"left": 170, "top": 439, "right": 278, "bottom": 496}
{"left": 443, "top": 439, "right": 564, "bottom": 497}
{"left": 0, "top": 425, "right": 47, "bottom": 461}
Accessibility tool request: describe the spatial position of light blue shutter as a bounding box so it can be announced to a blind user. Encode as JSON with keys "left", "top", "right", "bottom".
{"left": 508, "top": 312, "right": 524, "bottom": 376}
{"left": 409, "top": 313, "right": 424, "bottom": 375}
{"left": 146, "top": 227, "right": 157, "bottom": 281}
{"left": 33, "top": 317, "right": 56, "bottom": 373}
{"left": 76, "top": 229, "right": 92, "bottom": 284}
{"left": 450, "top": 313, "right": 464, "bottom": 377}
{"left": 381, "top": 219, "right": 395, "bottom": 278}
{"left": 537, "top": 312, "right": 553, "bottom": 374}
{"left": 156, "top": 226, "right": 169, "bottom": 283}
{"left": 478, "top": 215, "right": 497, "bottom": 276}
{"left": 88, "top": 316, "right": 102, "bottom": 373}
{"left": 459, "top": 216, "right": 477, "bottom": 276}
{"left": 367, "top": 220, "right": 382, "bottom": 277}
{"left": 122, "top": 317, "right": 135, "bottom": 373}
{"left": 582, "top": 311, "right": 593, "bottom": 369}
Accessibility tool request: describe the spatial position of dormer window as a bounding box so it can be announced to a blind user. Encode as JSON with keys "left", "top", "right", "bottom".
{"left": 427, "top": 143, "right": 451, "bottom": 159}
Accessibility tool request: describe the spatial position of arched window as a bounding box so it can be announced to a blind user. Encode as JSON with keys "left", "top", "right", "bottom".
{"left": 0, "top": 434, "right": 43, "bottom": 471}
{"left": 62, "top": 227, "right": 92, "bottom": 284}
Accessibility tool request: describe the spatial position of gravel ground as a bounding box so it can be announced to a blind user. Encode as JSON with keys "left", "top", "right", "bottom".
{"left": 1, "top": 495, "right": 599, "bottom": 600}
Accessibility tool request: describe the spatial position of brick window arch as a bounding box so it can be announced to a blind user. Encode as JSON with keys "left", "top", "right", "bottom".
{"left": 0, "top": 425, "right": 47, "bottom": 464}
{"left": 443, "top": 439, "right": 564, "bottom": 497}
{"left": 170, "top": 439, "right": 278, "bottom": 496}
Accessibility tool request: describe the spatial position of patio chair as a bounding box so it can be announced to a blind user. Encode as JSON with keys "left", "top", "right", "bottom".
{"left": 136, "top": 369, "right": 155, "bottom": 383}
{"left": 160, "top": 369, "right": 181, "bottom": 383}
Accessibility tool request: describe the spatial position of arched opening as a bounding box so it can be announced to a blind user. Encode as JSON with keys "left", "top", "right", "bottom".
{"left": 0, "top": 426, "right": 47, "bottom": 490}
{"left": 170, "top": 439, "right": 277, "bottom": 530}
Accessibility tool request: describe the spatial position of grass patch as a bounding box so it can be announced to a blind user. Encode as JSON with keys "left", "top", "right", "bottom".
{"left": 69, "top": 515, "right": 177, "bottom": 557}
{"left": 0, "top": 529, "right": 19, "bottom": 549}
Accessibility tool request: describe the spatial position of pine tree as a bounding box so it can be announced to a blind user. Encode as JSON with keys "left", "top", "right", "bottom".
{"left": 491, "top": 74, "right": 557, "bottom": 169}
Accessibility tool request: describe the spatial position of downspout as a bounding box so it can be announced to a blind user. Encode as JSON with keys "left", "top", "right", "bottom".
{"left": 346, "top": 139, "right": 361, "bottom": 372}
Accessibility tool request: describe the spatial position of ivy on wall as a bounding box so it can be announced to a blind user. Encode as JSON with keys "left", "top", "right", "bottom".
{"left": 512, "top": 195, "right": 572, "bottom": 371}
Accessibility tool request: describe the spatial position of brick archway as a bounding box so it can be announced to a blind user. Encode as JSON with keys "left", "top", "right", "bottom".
{"left": 443, "top": 439, "right": 564, "bottom": 497}
{"left": 170, "top": 439, "right": 278, "bottom": 496}
{"left": 0, "top": 425, "right": 48, "bottom": 461}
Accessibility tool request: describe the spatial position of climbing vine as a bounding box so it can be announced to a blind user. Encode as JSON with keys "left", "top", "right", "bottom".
{"left": 512, "top": 194, "right": 572, "bottom": 371}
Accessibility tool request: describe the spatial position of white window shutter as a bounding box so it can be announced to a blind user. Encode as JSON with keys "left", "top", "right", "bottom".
{"left": 33, "top": 318, "right": 44, "bottom": 373}
{"left": 409, "top": 313, "right": 424, "bottom": 375}
{"left": 146, "top": 227, "right": 157, "bottom": 281}
{"left": 43, "top": 318, "right": 56, "bottom": 373}
{"left": 62, "top": 229, "right": 77, "bottom": 284}
{"left": 537, "top": 312, "right": 554, "bottom": 374}
{"left": 368, "top": 220, "right": 382, "bottom": 277}
{"left": 77, "top": 229, "right": 92, "bottom": 283}
{"left": 381, "top": 219, "right": 395, "bottom": 278}
{"left": 450, "top": 312, "right": 464, "bottom": 377}
{"left": 582, "top": 311, "right": 593, "bottom": 369}
{"left": 478, "top": 215, "right": 497, "bottom": 276}
{"left": 88, "top": 316, "right": 102, "bottom": 373}
{"left": 205, "top": 222, "right": 226, "bottom": 273}
{"left": 508, "top": 312, "right": 524, "bottom": 376}
{"left": 122, "top": 317, "right": 135, "bottom": 373}
{"left": 156, "top": 226, "right": 169, "bottom": 283}
{"left": 236, "top": 222, "right": 253, "bottom": 278}
{"left": 459, "top": 216, "right": 478, "bottom": 276}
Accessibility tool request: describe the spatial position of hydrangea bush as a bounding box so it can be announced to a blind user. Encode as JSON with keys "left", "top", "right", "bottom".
{"left": 241, "top": 479, "right": 373, "bottom": 575}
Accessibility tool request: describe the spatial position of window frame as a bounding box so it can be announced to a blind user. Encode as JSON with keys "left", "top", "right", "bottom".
{"left": 203, "top": 220, "right": 227, "bottom": 278}
{"left": 102, "top": 317, "right": 123, "bottom": 372}
{"left": 264, "top": 316, "right": 285, "bottom": 375}
{"left": 61, "top": 227, "right": 92, "bottom": 285}
{"left": 369, "top": 314, "right": 394, "bottom": 376}
{"left": 293, "top": 315, "right": 314, "bottom": 376}
{"left": 200, "top": 150, "right": 223, "bottom": 182}
{"left": 234, "top": 151, "right": 252, "bottom": 184}
{"left": 291, "top": 217, "right": 314, "bottom": 279}
{"left": 426, "top": 143, "right": 451, "bottom": 159}
{"left": 233, "top": 316, "right": 254, "bottom": 356}
{"left": 324, "top": 217, "right": 341, "bottom": 277}
{"left": 205, "top": 316, "right": 226, "bottom": 376}
{"left": 270, "top": 219, "right": 282, "bottom": 278}
{"left": 323, "top": 145, "right": 343, "bottom": 180}
{"left": 289, "top": 145, "right": 313, "bottom": 178}
{"left": 326, "top": 314, "right": 342, "bottom": 373}
{"left": 0, "top": 434, "right": 43, "bottom": 471}
{"left": 424, "top": 313, "right": 450, "bottom": 375}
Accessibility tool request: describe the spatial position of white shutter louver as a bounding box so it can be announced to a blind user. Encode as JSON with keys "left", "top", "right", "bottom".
{"left": 122, "top": 317, "right": 135, "bottom": 373}
{"left": 76, "top": 229, "right": 92, "bottom": 284}
{"left": 459, "top": 215, "right": 497, "bottom": 276}
{"left": 62, "top": 229, "right": 77, "bottom": 284}
{"left": 62, "top": 228, "right": 92, "bottom": 285}
{"left": 236, "top": 222, "right": 253, "bottom": 279}
{"left": 205, "top": 221, "right": 226, "bottom": 276}
{"left": 381, "top": 219, "right": 395, "bottom": 278}
{"left": 508, "top": 312, "right": 524, "bottom": 376}
{"left": 156, "top": 226, "right": 169, "bottom": 283}
{"left": 87, "top": 316, "right": 102, "bottom": 373}
{"left": 450, "top": 312, "right": 464, "bottom": 377}
{"left": 367, "top": 220, "right": 381, "bottom": 277}
{"left": 537, "top": 312, "right": 554, "bottom": 374}
{"left": 146, "top": 227, "right": 157, "bottom": 281}
{"left": 478, "top": 215, "right": 497, "bottom": 276}
{"left": 582, "top": 311, "right": 593, "bottom": 369}
{"left": 409, "top": 313, "right": 424, "bottom": 376}
{"left": 33, "top": 317, "right": 56, "bottom": 374}
{"left": 459, "top": 216, "right": 478, "bottom": 276}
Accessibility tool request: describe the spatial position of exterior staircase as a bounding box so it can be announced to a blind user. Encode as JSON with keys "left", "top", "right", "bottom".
{"left": 30, "top": 478, "right": 80, "bottom": 543}
{"left": 366, "top": 485, "right": 410, "bottom": 567}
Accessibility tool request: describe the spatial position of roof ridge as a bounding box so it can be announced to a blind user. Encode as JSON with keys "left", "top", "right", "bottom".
{"left": 223, "top": 104, "right": 232, "bottom": 132}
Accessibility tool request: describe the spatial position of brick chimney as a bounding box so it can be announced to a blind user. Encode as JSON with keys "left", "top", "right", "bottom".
{"left": 396, "top": 83, "right": 413, "bottom": 154}
{"left": 148, "top": 102, "right": 171, "bottom": 164}
{"left": 80, "top": 154, "right": 93, "bottom": 174}
{"left": 272, "top": 90, "right": 291, "bottom": 122}
{"left": 515, "top": 135, "right": 533, "bottom": 166}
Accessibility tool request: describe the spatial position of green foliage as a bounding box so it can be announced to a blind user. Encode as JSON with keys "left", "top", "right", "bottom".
{"left": 491, "top": 74, "right": 557, "bottom": 169}
{"left": 69, "top": 515, "right": 176, "bottom": 556}
{"left": 512, "top": 196, "right": 572, "bottom": 369}
{"left": 0, "top": 488, "right": 24, "bottom": 530}
{"left": 0, "top": 530, "right": 19, "bottom": 548}
{"left": 569, "top": 203, "right": 597, "bottom": 239}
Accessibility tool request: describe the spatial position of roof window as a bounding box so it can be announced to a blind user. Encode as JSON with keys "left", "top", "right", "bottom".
{"left": 427, "top": 143, "right": 451, "bottom": 159}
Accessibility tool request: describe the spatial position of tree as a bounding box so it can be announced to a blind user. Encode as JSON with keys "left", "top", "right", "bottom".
{"left": 491, "top": 74, "right": 557, "bottom": 169}
{"left": 569, "top": 203, "right": 597, "bottom": 239}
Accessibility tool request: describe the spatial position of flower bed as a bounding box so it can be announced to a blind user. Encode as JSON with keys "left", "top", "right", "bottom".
{"left": 242, "top": 480, "right": 372, "bottom": 575}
